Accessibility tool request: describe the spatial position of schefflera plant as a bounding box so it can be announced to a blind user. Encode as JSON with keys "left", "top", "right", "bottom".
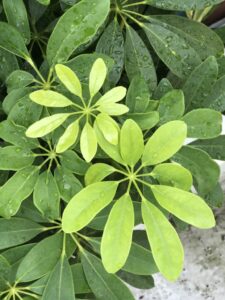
{"left": 62, "top": 119, "right": 215, "bottom": 281}
{"left": 25, "top": 58, "right": 128, "bottom": 162}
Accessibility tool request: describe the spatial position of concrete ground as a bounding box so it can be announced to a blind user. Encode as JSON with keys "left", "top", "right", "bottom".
{"left": 132, "top": 165, "right": 225, "bottom": 300}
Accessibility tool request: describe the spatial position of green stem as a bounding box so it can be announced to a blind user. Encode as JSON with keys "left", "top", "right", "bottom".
{"left": 122, "top": 8, "right": 150, "bottom": 21}
{"left": 133, "top": 180, "right": 144, "bottom": 198}
{"left": 122, "top": 11, "right": 144, "bottom": 27}
{"left": 18, "top": 290, "right": 39, "bottom": 299}
{"left": 70, "top": 234, "right": 84, "bottom": 252}
{"left": 123, "top": 1, "right": 146, "bottom": 8}
{"left": 26, "top": 57, "right": 46, "bottom": 83}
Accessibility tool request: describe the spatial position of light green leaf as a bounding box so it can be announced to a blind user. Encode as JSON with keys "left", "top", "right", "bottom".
{"left": 0, "top": 146, "right": 34, "bottom": 170}
{"left": 125, "top": 26, "right": 157, "bottom": 92}
{"left": 94, "top": 121, "right": 124, "bottom": 164}
{"left": 55, "top": 64, "right": 82, "bottom": 98}
{"left": 42, "top": 255, "right": 75, "bottom": 300}
{"left": 0, "top": 166, "right": 39, "bottom": 218}
{"left": 34, "top": 171, "right": 60, "bottom": 220}
{"left": 146, "top": 0, "right": 224, "bottom": 11}
{"left": 54, "top": 168, "right": 83, "bottom": 203}
{"left": 151, "top": 185, "right": 216, "bottom": 229}
{"left": 16, "top": 233, "right": 63, "bottom": 282}
{"left": 96, "top": 113, "right": 119, "bottom": 145}
{"left": 89, "top": 58, "right": 107, "bottom": 98}
{"left": 85, "top": 163, "right": 116, "bottom": 186}
{"left": 30, "top": 90, "right": 73, "bottom": 107}
{"left": 62, "top": 181, "right": 118, "bottom": 233}
{"left": 0, "top": 22, "right": 30, "bottom": 59}
{"left": 182, "top": 109, "right": 222, "bottom": 139}
{"left": 158, "top": 90, "right": 185, "bottom": 125}
{"left": 3, "top": 0, "right": 30, "bottom": 44}
{"left": 142, "top": 121, "right": 187, "bottom": 166}
{"left": 142, "top": 199, "right": 184, "bottom": 281}
{"left": 152, "top": 163, "right": 193, "bottom": 191}
{"left": 120, "top": 119, "right": 144, "bottom": 167}
{"left": 143, "top": 23, "right": 201, "bottom": 78}
{"left": 96, "top": 87, "right": 127, "bottom": 106}
{"left": 0, "top": 218, "right": 44, "bottom": 250}
{"left": 47, "top": 0, "right": 110, "bottom": 64}
{"left": 123, "top": 242, "right": 158, "bottom": 276}
{"left": 56, "top": 120, "right": 79, "bottom": 153}
{"left": 26, "top": 113, "right": 70, "bottom": 138}
{"left": 81, "top": 251, "right": 135, "bottom": 300}
{"left": 173, "top": 146, "right": 220, "bottom": 196}
{"left": 101, "top": 194, "right": 134, "bottom": 273}
{"left": 98, "top": 103, "right": 129, "bottom": 116}
{"left": 80, "top": 122, "right": 97, "bottom": 162}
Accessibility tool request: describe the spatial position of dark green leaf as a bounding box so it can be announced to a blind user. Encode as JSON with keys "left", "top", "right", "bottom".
{"left": 0, "top": 218, "right": 43, "bottom": 250}
{"left": 158, "top": 90, "right": 184, "bottom": 124}
{"left": 54, "top": 168, "right": 83, "bottom": 203}
{"left": 182, "top": 109, "right": 222, "bottom": 139}
{"left": 143, "top": 22, "right": 201, "bottom": 78}
{"left": 16, "top": 233, "right": 63, "bottom": 282}
{"left": 118, "top": 271, "right": 154, "bottom": 290}
{"left": 96, "top": 19, "right": 124, "bottom": 89}
{"left": 0, "top": 146, "right": 34, "bottom": 170}
{"left": 0, "top": 21, "right": 30, "bottom": 59}
{"left": 47, "top": 0, "right": 110, "bottom": 64}
{"left": 182, "top": 56, "right": 218, "bottom": 111}
{"left": 81, "top": 251, "right": 135, "bottom": 300}
{"left": 147, "top": 0, "right": 223, "bottom": 10}
{"left": 152, "top": 16, "right": 224, "bottom": 59}
{"left": 3, "top": 0, "right": 30, "bottom": 44}
{"left": 0, "top": 166, "right": 39, "bottom": 218}
{"left": 34, "top": 171, "right": 60, "bottom": 219}
{"left": 42, "top": 255, "right": 75, "bottom": 300}
{"left": 173, "top": 146, "right": 220, "bottom": 195}
{"left": 125, "top": 26, "right": 157, "bottom": 92}
{"left": 191, "top": 135, "right": 225, "bottom": 160}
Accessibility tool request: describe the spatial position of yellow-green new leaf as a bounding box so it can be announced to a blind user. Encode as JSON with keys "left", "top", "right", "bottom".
{"left": 55, "top": 64, "right": 82, "bottom": 99}
{"left": 151, "top": 185, "right": 216, "bottom": 229}
{"left": 142, "top": 198, "right": 184, "bottom": 281}
{"left": 96, "top": 113, "right": 119, "bottom": 145}
{"left": 80, "top": 123, "right": 97, "bottom": 162}
{"left": 89, "top": 58, "right": 107, "bottom": 98}
{"left": 142, "top": 121, "right": 187, "bottom": 166}
{"left": 96, "top": 86, "right": 127, "bottom": 106}
{"left": 98, "top": 103, "right": 129, "bottom": 116}
{"left": 152, "top": 163, "right": 193, "bottom": 191}
{"left": 26, "top": 114, "right": 70, "bottom": 138}
{"left": 101, "top": 194, "right": 134, "bottom": 273}
{"left": 85, "top": 163, "right": 116, "bottom": 185}
{"left": 30, "top": 90, "right": 73, "bottom": 107}
{"left": 56, "top": 120, "right": 79, "bottom": 153}
{"left": 62, "top": 181, "right": 118, "bottom": 233}
{"left": 120, "top": 119, "right": 144, "bottom": 167}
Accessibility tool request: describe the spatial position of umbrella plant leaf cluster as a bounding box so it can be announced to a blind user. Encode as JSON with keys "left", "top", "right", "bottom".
{"left": 0, "top": 0, "right": 224, "bottom": 299}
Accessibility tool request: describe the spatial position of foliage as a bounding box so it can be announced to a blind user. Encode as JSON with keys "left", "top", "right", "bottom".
{"left": 0, "top": 0, "right": 224, "bottom": 299}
